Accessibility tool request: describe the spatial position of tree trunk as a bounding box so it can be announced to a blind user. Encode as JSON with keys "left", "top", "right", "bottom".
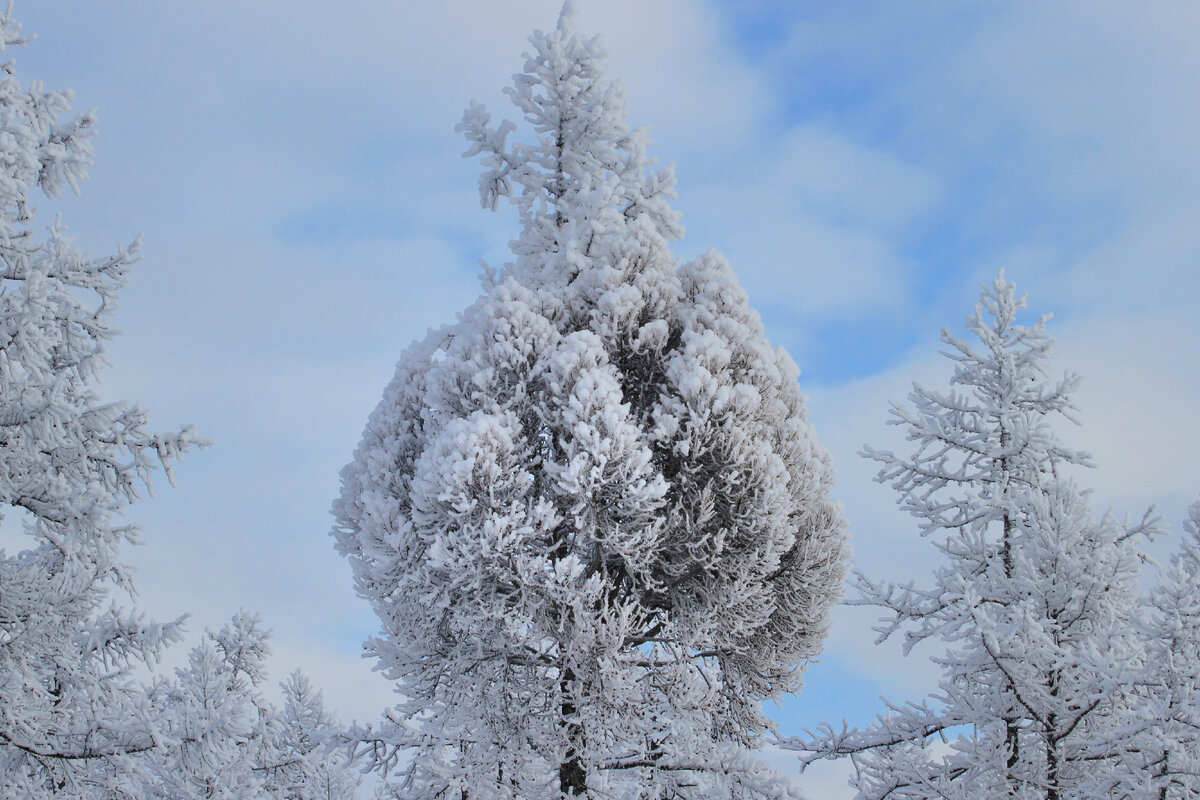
{"left": 559, "top": 665, "right": 586, "bottom": 797}
{"left": 1045, "top": 733, "right": 1059, "bottom": 800}
{"left": 1001, "top": 499, "right": 1020, "bottom": 797}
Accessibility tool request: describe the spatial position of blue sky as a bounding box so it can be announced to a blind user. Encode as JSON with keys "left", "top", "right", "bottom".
{"left": 13, "top": 2, "right": 1200, "bottom": 797}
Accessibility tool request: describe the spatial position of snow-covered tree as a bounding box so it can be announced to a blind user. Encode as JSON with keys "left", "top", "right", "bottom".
{"left": 136, "top": 614, "right": 360, "bottom": 800}
{"left": 333, "top": 4, "right": 846, "bottom": 798}
{"left": 0, "top": 12, "right": 357, "bottom": 800}
{"left": 788, "top": 273, "right": 1156, "bottom": 799}
{"left": 138, "top": 614, "right": 274, "bottom": 800}
{"left": 1100, "top": 501, "right": 1200, "bottom": 799}
{"left": 0, "top": 9, "right": 204, "bottom": 796}
{"left": 265, "top": 671, "right": 363, "bottom": 800}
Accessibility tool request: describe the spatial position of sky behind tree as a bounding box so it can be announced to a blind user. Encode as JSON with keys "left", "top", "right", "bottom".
{"left": 10, "top": 2, "right": 1199, "bottom": 797}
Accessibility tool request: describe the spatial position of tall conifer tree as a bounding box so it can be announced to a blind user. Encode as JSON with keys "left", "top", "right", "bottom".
{"left": 1104, "top": 501, "right": 1200, "bottom": 799}
{"left": 334, "top": 5, "right": 846, "bottom": 798}
{"left": 0, "top": 10, "right": 202, "bottom": 796}
{"left": 790, "top": 274, "right": 1156, "bottom": 800}
{"left": 0, "top": 12, "right": 356, "bottom": 798}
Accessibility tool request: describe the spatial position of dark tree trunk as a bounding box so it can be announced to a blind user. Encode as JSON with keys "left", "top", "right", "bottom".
{"left": 1001, "top": 497, "right": 1021, "bottom": 797}
{"left": 1045, "top": 734, "right": 1059, "bottom": 800}
{"left": 559, "top": 665, "right": 586, "bottom": 797}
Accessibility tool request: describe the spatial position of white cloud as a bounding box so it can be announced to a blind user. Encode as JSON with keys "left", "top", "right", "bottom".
{"left": 761, "top": 742, "right": 855, "bottom": 800}
{"left": 1057, "top": 313, "right": 1200, "bottom": 501}
{"left": 698, "top": 194, "right": 910, "bottom": 318}
{"left": 775, "top": 123, "right": 942, "bottom": 234}
{"left": 576, "top": 0, "right": 771, "bottom": 151}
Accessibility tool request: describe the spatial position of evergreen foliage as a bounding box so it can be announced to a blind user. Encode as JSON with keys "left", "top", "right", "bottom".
{"left": 788, "top": 274, "right": 1158, "bottom": 800}
{"left": 138, "top": 614, "right": 361, "bottom": 800}
{"left": 333, "top": 5, "right": 846, "bottom": 798}
{"left": 1107, "top": 501, "right": 1200, "bottom": 799}
{"left": 0, "top": 11, "right": 357, "bottom": 797}
{"left": 0, "top": 9, "right": 200, "bottom": 794}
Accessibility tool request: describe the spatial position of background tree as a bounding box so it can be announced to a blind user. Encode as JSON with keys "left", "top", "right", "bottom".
{"left": 137, "top": 614, "right": 360, "bottom": 800}
{"left": 333, "top": 4, "right": 846, "bottom": 798}
{"left": 1099, "top": 501, "right": 1200, "bottom": 799}
{"left": 0, "top": 8, "right": 203, "bottom": 796}
{"left": 0, "top": 11, "right": 356, "bottom": 799}
{"left": 265, "top": 671, "right": 363, "bottom": 800}
{"left": 138, "top": 614, "right": 272, "bottom": 800}
{"left": 789, "top": 273, "right": 1156, "bottom": 799}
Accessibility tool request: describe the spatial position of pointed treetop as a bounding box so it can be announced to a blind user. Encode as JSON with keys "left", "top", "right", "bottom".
{"left": 457, "top": 3, "right": 683, "bottom": 290}
{"left": 557, "top": 0, "right": 579, "bottom": 32}
{"left": 944, "top": 271, "right": 1081, "bottom": 429}
{"left": 336, "top": 9, "right": 847, "bottom": 797}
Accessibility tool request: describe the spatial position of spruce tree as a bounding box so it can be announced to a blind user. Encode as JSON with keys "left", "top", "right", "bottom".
{"left": 333, "top": 5, "right": 846, "bottom": 798}
{"left": 789, "top": 273, "right": 1156, "bottom": 799}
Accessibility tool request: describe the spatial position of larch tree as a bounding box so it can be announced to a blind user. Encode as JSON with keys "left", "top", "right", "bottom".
{"left": 264, "top": 670, "right": 364, "bottom": 800}
{"left": 136, "top": 613, "right": 361, "bottom": 800}
{"left": 788, "top": 274, "right": 1156, "bottom": 799}
{"left": 0, "top": 8, "right": 203, "bottom": 796}
{"left": 1102, "top": 500, "right": 1200, "bottom": 799}
{"left": 332, "top": 4, "right": 846, "bottom": 799}
{"left": 137, "top": 614, "right": 273, "bottom": 800}
{"left": 0, "top": 11, "right": 356, "bottom": 799}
